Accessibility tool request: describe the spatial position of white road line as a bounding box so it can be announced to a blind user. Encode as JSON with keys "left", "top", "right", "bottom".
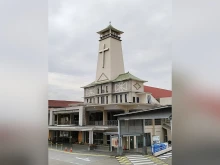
{"left": 158, "top": 151, "right": 172, "bottom": 160}
{"left": 76, "top": 157, "right": 90, "bottom": 161}
{"left": 130, "top": 159, "right": 152, "bottom": 160}
{"left": 133, "top": 162, "right": 155, "bottom": 165}
{"left": 130, "top": 158, "right": 151, "bottom": 160}
{"left": 159, "top": 155, "right": 171, "bottom": 157}
{"left": 127, "top": 155, "right": 143, "bottom": 156}
{"left": 125, "top": 155, "right": 156, "bottom": 165}
{"left": 131, "top": 161, "right": 153, "bottom": 164}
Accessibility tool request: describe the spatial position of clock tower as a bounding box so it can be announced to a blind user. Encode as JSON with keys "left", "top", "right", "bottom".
{"left": 96, "top": 23, "right": 125, "bottom": 82}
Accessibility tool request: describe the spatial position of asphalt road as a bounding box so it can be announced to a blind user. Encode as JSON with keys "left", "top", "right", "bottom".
{"left": 49, "top": 149, "right": 119, "bottom": 165}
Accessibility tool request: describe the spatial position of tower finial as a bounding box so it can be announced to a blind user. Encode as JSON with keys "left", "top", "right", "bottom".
{"left": 109, "top": 21, "right": 111, "bottom": 25}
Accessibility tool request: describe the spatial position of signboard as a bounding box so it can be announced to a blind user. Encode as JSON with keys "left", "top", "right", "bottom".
{"left": 152, "top": 135, "right": 160, "bottom": 144}
{"left": 151, "top": 142, "right": 168, "bottom": 153}
{"left": 111, "top": 137, "right": 118, "bottom": 148}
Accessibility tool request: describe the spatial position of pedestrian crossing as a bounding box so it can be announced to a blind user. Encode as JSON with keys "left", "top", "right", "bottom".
{"left": 157, "top": 151, "right": 172, "bottom": 160}
{"left": 127, "top": 155, "right": 156, "bottom": 165}
{"left": 116, "top": 155, "right": 168, "bottom": 165}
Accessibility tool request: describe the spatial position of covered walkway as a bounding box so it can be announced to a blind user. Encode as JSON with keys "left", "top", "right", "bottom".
{"left": 114, "top": 105, "right": 172, "bottom": 156}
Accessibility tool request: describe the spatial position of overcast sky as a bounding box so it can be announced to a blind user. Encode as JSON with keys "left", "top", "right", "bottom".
{"left": 48, "top": 0, "right": 172, "bottom": 101}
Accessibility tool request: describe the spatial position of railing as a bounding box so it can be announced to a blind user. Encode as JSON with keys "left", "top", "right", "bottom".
{"left": 55, "top": 121, "right": 79, "bottom": 126}
{"left": 100, "top": 34, "right": 121, "bottom": 40}
{"left": 88, "top": 121, "right": 103, "bottom": 126}
{"left": 70, "top": 121, "right": 79, "bottom": 126}
{"left": 87, "top": 120, "right": 118, "bottom": 126}
{"left": 104, "top": 120, "right": 118, "bottom": 126}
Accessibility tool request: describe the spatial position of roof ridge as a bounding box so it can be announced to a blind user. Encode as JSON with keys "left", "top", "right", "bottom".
{"left": 144, "top": 85, "right": 172, "bottom": 91}
{"left": 49, "top": 100, "right": 82, "bottom": 102}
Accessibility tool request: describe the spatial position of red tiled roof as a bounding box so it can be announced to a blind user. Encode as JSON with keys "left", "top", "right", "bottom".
{"left": 48, "top": 100, "right": 83, "bottom": 108}
{"left": 144, "top": 86, "right": 172, "bottom": 99}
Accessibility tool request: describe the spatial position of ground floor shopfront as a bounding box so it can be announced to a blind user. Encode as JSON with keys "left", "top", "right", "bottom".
{"left": 48, "top": 130, "right": 165, "bottom": 152}
{"left": 48, "top": 121, "right": 171, "bottom": 151}
{"left": 49, "top": 130, "right": 112, "bottom": 145}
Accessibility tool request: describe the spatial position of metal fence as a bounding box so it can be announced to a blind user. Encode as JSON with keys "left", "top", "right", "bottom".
{"left": 88, "top": 121, "right": 103, "bottom": 126}
{"left": 104, "top": 120, "right": 118, "bottom": 126}
{"left": 88, "top": 120, "right": 118, "bottom": 126}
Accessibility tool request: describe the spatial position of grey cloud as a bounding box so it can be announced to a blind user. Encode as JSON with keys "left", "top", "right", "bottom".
{"left": 49, "top": 0, "right": 172, "bottom": 100}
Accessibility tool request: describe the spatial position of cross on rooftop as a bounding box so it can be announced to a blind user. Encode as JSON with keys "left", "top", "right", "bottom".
{"left": 99, "top": 44, "right": 109, "bottom": 68}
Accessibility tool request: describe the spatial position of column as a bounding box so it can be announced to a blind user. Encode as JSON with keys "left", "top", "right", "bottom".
{"left": 170, "top": 119, "right": 172, "bottom": 134}
{"left": 152, "top": 119, "right": 155, "bottom": 136}
{"left": 103, "top": 110, "right": 107, "bottom": 125}
{"left": 118, "top": 135, "right": 123, "bottom": 155}
{"left": 79, "top": 106, "right": 85, "bottom": 126}
{"left": 117, "top": 120, "right": 123, "bottom": 156}
{"left": 142, "top": 119, "right": 147, "bottom": 155}
{"left": 89, "top": 131, "right": 93, "bottom": 144}
{"left": 49, "top": 110, "right": 53, "bottom": 126}
{"left": 142, "top": 134, "right": 147, "bottom": 154}
{"left": 85, "top": 111, "right": 89, "bottom": 125}
{"left": 134, "top": 136, "right": 137, "bottom": 149}
{"left": 110, "top": 135, "right": 112, "bottom": 152}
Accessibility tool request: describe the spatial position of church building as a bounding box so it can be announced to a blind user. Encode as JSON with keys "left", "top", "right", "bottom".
{"left": 48, "top": 24, "right": 172, "bottom": 151}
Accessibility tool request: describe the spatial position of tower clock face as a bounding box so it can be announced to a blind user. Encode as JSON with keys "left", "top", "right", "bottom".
{"left": 86, "top": 88, "right": 95, "bottom": 96}
{"left": 115, "top": 81, "right": 127, "bottom": 92}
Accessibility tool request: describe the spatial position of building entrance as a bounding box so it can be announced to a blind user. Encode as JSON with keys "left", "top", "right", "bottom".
{"left": 130, "top": 136, "right": 134, "bottom": 149}
{"left": 146, "top": 133, "right": 151, "bottom": 146}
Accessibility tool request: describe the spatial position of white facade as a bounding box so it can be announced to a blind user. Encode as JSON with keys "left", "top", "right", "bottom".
{"left": 48, "top": 24, "right": 172, "bottom": 150}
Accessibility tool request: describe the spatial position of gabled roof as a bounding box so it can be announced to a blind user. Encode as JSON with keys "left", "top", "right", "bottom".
{"left": 97, "top": 24, "right": 124, "bottom": 34}
{"left": 144, "top": 86, "right": 172, "bottom": 99}
{"left": 114, "top": 105, "right": 172, "bottom": 117}
{"left": 81, "top": 80, "right": 111, "bottom": 88}
{"left": 113, "top": 72, "right": 146, "bottom": 82}
{"left": 48, "top": 100, "right": 83, "bottom": 108}
{"left": 82, "top": 72, "right": 146, "bottom": 88}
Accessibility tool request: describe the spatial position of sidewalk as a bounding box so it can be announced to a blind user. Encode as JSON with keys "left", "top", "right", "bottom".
{"left": 48, "top": 143, "right": 118, "bottom": 156}
{"left": 48, "top": 143, "right": 153, "bottom": 156}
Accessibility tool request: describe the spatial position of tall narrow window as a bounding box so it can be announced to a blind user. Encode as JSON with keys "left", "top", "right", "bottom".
{"left": 90, "top": 98, "right": 92, "bottom": 103}
{"left": 101, "top": 97, "right": 104, "bottom": 104}
{"left": 101, "top": 85, "right": 104, "bottom": 93}
{"left": 120, "top": 95, "right": 122, "bottom": 103}
{"left": 98, "top": 97, "right": 99, "bottom": 104}
{"left": 145, "top": 119, "right": 152, "bottom": 126}
{"left": 125, "top": 94, "right": 127, "bottom": 102}
{"left": 133, "top": 97, "right": 135, "bottom": 103}
{"left": 97, "top": 88, "right": 99, "bottom": 94}
{"left": 106, "top": 86, "right": 108, "bottom": 93}
{"left": 87, "top": 99, "right": 88, "bottom": 103}
{"left": 137, "top": 97, "right": 139, "bottom": 103}
{"left": 106, "top": 96, "right": 108, "bottom": 104}
{"left": 116, "top": 95, "right": 118, "bottom": 103}
{"left": 155, "top": 119, "right": 161, "bottom": 125}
